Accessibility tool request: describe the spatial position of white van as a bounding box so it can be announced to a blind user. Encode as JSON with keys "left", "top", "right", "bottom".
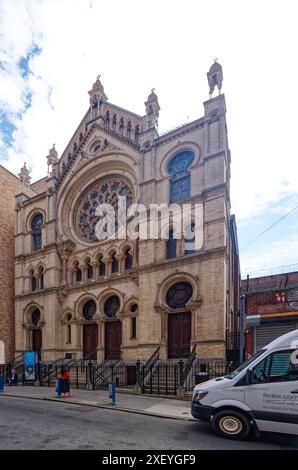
{"left": 191, "top": 329, "right": 298, "bottom": 440}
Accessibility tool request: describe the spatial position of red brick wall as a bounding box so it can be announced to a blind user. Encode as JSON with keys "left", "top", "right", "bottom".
{"left": 0, "top": 166, "right": 24, "bottom": 361}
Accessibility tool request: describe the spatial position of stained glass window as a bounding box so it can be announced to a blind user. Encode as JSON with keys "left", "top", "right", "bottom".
{"left": 31, "top": 214, "right": 43, "bottom": 251}
{"left": 166, "top": 282, "right": 193, "bottom": 309}
{"left": 104, "top": 296, "right": 120, "bottom": 318}
{"left": 167, "top": 151, "right": 193, "bottom": 203}
{"left": 83, "top": 300, "right": 96, "bottom": 320}
{"left": 76, "top": 177, "right": 133, "bottom": 242}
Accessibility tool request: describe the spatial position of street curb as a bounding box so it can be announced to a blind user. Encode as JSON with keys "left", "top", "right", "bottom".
{"left": 1, "top": 393, "right": 195, "bottom": 422}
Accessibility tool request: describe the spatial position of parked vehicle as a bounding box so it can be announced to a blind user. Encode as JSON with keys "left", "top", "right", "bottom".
{"left": 191, "top": 330, "right": 298, "bottom": 440}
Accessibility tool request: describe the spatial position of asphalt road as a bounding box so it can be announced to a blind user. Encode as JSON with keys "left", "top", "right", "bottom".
{"left": 0, "top": 396, "right": 297, "bottom": 450}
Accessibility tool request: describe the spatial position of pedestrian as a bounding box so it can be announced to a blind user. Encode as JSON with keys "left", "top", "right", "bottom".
{"left": 7, "top": 369, "right": 18, "bottom": 386}
{"left": 60, "top": 366, "right": 71, "bottom": 398}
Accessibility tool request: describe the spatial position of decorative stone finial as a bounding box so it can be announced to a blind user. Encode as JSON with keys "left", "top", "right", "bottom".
{"left": 88, "top": 75, "right": 108, "bottom": 103}
{"left": 144, "top": 88, "right": 160, "bottom": 131}
{"left": 47, "top": 144, "right": 59, "bottom": 167}
{"left": 19, "top": 162, "right": 31, "bottom": 186}
{"left": 207, "top": 60, "right": 223, "bottom": 98}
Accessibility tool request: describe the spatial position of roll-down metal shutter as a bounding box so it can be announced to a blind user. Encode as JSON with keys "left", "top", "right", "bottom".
{"left": 255, "top": 322, "right": 298, "bottom": 352}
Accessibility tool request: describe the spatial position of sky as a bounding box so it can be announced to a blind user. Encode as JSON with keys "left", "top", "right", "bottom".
{"left": 1, "top": 0, "right": 298, "bottom": 278}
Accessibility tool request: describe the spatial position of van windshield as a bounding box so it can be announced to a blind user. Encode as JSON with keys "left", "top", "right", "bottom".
{"left": 226, "top": 350, "right": 265, "bottom": 379}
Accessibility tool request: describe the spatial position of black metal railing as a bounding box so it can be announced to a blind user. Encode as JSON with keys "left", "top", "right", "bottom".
{"left": 181, "top": 344, "right": 197, "bottom": 388}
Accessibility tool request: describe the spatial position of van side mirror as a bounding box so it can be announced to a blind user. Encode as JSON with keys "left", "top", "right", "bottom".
{"left": 245, "top": 369, "right": 253, "bottom": 385}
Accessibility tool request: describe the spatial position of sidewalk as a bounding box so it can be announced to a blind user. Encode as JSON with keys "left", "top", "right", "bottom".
{"left": 0, "top": 385, "right": 194, "bottom": 421}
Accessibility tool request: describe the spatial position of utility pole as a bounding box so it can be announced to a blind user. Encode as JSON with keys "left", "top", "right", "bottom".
{"left": 239, "top": 294, "right": 246, "bottom": 364}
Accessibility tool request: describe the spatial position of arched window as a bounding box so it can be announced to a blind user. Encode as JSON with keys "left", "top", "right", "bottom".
{"left": 184, "top": 223, "right": 196, "bottom": 255}
{"left": 98, "top": 255, "right": 106, "bottom": 276}
{"left": 38, "top": 267, "right": 44, "bottom": 290}
{"left": 32, "top": 308, "right": 40, "bottom": 326}
{"left": 124, "top": 248, "right": 133, "bottom": 270}
{"left": 167, "top": 151, "right": 194, "bottom": 203}
{"left": 111, "top": 251, "right": 118, "bottom": 273}
{"left": 166, "top": 229, "right": 177, "bottom": 259}
{"left": 166, "top": 282, "right": 193, "bottom": 309}
{"left": 104, "top": 296, "right": 120, "bottom": 318}
{"left": 86, "top": 258, "right": 93, "bottom": 279}
{"left": 83, "top": 300, "right": 96, "bottom": 320}
{"left": 74, "top": 261, "right": 82, "bottom": 282}
{"left": 31, "top": 214, "right": 43, "bottom": 251}
{"left": 30, "top": 270, "right": 37, "bottom": 292}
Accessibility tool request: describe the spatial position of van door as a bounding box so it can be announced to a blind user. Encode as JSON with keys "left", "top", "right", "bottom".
{"left": 244, "top": 349, "right": 298, "bottom": 435}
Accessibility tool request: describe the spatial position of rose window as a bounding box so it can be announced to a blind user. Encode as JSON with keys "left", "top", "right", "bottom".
{"left": 76, "top": 177, "right": 133, "bottom": 242}
{"left": 166, "top": 282, "right": 193, "bottom": 308}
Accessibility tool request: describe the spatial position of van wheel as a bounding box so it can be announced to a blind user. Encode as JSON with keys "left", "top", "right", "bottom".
{"left": 211, "top": 410, "right": 251, "bottom": 440}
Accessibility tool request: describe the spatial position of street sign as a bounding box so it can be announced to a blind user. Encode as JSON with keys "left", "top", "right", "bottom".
{"left": 24, "top": 351, "right": 36, "bottom": 381}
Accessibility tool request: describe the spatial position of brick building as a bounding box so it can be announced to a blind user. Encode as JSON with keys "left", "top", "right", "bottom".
{"left": 0, "top": 165, "right": 34, "bottom": 362}
{"left": 12, "top": 62, "right": 239, "bottom": 364}
{"left": 242, "top": 271, "right": 298, "bottom": 355}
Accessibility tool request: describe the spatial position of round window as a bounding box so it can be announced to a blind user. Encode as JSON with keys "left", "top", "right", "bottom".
{"left": 83, "top": 300, "right": 96, "bottom": 320}
{"left": 166, "top": 282, "right": 193, "bottom": 309}
{"left": 104, "top": 296, "right": 120, "bottom": 318}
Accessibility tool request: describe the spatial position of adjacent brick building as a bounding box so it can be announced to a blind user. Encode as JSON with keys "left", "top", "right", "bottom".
{"left": 242, "top": 271, "right": 298, "bottom": 355}
{"left": 0, "top": 165, "right": 34, "bottom": 362}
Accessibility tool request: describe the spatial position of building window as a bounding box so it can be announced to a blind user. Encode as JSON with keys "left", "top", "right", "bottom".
{"left": 31, "top": 214, "right": 43, "bottom": 251}
{"left": 74, "top": 262, "right": 82, "bottom": 282}
{"left": 124, "top": 248, "right": 133, "bottom": 270}
{"left": 167, "top": 151, "right": 194, "bottom": 203}
{"left": 31, "top": 309, "right": 40, "bottom": 326}
{"left": 104, "top": 296, "right": 120, "bottom": 318}
{"left": 166, "top": 229, "right": 177, "bottom": 259}
{"left": 76, "top": 177, "right": 133, "bottom": 243}
{"left": 131, "top": 317, "right": 137, "bottom": 339}
{"left": 166, "top": 282, "right": 193, "bottom": 309}
{"left": 111, "top": 251, "right": 118, "bottom": 273}
{"left": 86, "top": 259, "right": 93, "bottom": 279}
{"left": 67, "top": 324, "right": 72, "bottom": 344}
{"left": 38, "top": 267, "right": 44, "bottom": 290}
{"left": 130, "top": 303, "right": 138, "bottom": 313}
{"left": 83, "top": 300, "right": 96, "bottom": 320}
{"left": 170, "top": 176, "right": 190, "bottom": 203}
{"left": 98, "top": 256, "right": 106, "bottom": 276}
{"left": 31, "top": 271, "right": 37, "bottom": 292}
{"left": 184, "top": 223, "right": 196, "bottom": 255}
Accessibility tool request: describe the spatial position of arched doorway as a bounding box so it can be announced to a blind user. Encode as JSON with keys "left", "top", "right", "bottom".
{"left": 166, "top": 282, "right": 193, "bottom": 359}
{"left": 82, "top": 300, "right": 98, "bottom": 360}
{"left": 104, "top": 296, "right": 122, "bottom": 360}
{"left": 31, "top": 309, "right": 42, "bottom": 360}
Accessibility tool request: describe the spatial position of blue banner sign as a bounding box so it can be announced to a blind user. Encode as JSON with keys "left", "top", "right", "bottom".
{"left": 25, "top": 351, "right": 36, "bottom": 381}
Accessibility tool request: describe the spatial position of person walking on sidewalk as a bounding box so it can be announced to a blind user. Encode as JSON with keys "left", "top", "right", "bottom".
{"left": 60, "top": 366, "right": 71, "bottom": 398}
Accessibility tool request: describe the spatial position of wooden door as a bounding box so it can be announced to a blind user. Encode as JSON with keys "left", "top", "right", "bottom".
{"left": 168, "top": 312, "right": 191, "bottom": 359}
{"left": 83, "top": 323, "right": 98, "bottom": 360}
{"left": 105, "top": 321, "right": 122, "bottom": 360}
{"left": 32, "top": 329, "right": 42, "bottom": 361}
